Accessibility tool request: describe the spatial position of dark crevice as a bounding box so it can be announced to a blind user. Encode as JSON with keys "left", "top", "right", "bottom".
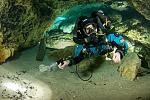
{"left": 138, "top": 55, "right": 149, "bottom": 69}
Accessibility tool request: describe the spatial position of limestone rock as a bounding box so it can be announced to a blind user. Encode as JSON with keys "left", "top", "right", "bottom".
{"left": 0, "top": 48, "right": 13, "bottom": 63}
{"left": 111, "top": 1, "right": 129, "bottom": 11}
{"left": 131, "top": 0, "right": 150, "bottom": 21}
{"left": 118, "top": 53, "right": 141, "bottom": 81}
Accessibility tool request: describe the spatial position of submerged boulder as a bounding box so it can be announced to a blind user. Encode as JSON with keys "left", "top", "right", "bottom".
{"left": 111, "top": 1, "right": 129, "bottom": 11}
{"left": 0, "top": 47, "right": 15, "bottom": 63}
{"left": 118, "top": 53, "right": 141, "bottom": 81}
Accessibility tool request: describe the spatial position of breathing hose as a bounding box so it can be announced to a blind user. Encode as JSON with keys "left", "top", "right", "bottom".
{"left": 75, "top": 64, "right": 93, "bottom": 81}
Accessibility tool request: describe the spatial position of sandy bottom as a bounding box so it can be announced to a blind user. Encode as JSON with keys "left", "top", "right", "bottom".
{"left": 0, "top": 46, "right": 150, "bottom": 100}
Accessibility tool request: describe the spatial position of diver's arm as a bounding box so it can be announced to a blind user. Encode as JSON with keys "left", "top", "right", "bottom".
{"left": 58, "top": 54, "right": 84, "bottom": 69}
{"left": 115, "top": 49, "right": 124, "bottom": 59}
{"left": 115, "top": 41, "right": 128, "bottom": 59}
{"left": 68, "top": 55, "right": 84, "bottom": 66}
{"left": 107, "top": 34, "right": 129, "bottom": 58}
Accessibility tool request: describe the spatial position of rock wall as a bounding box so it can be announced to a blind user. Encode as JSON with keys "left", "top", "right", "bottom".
{"left": 0, "top": 0, "right": 52, "bottom": 63}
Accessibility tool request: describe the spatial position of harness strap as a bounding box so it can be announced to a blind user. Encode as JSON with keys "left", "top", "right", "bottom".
{"left": 105, "top": 17, "right": 111, "bottom": 27}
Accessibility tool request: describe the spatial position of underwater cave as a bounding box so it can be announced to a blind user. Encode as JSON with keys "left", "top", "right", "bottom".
{"left": 0, "top": 0, "right": 150, "bottom": 100}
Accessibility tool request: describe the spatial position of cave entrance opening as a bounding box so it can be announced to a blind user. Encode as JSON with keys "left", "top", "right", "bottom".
{"left": 44, "top": 3, "right": 109, "bottom": 36}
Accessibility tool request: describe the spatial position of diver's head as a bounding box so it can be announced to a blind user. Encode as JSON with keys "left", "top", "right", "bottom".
{"left": 84, "top": 24, "right": 97, "bottom": 36}
{"left": 80, "top": 17, "right": 97, "bottom": 36}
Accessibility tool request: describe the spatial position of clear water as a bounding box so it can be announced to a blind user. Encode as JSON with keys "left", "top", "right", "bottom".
{"left": 39, "top": 62, "right": 58, "bottom": 72}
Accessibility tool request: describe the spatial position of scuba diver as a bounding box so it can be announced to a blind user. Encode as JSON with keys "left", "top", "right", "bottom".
{"left": 58, "top": 31, "right": 128, "bottom": 69}
{"left": 56, "top": 10, "right": 127, "bottom": 69}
